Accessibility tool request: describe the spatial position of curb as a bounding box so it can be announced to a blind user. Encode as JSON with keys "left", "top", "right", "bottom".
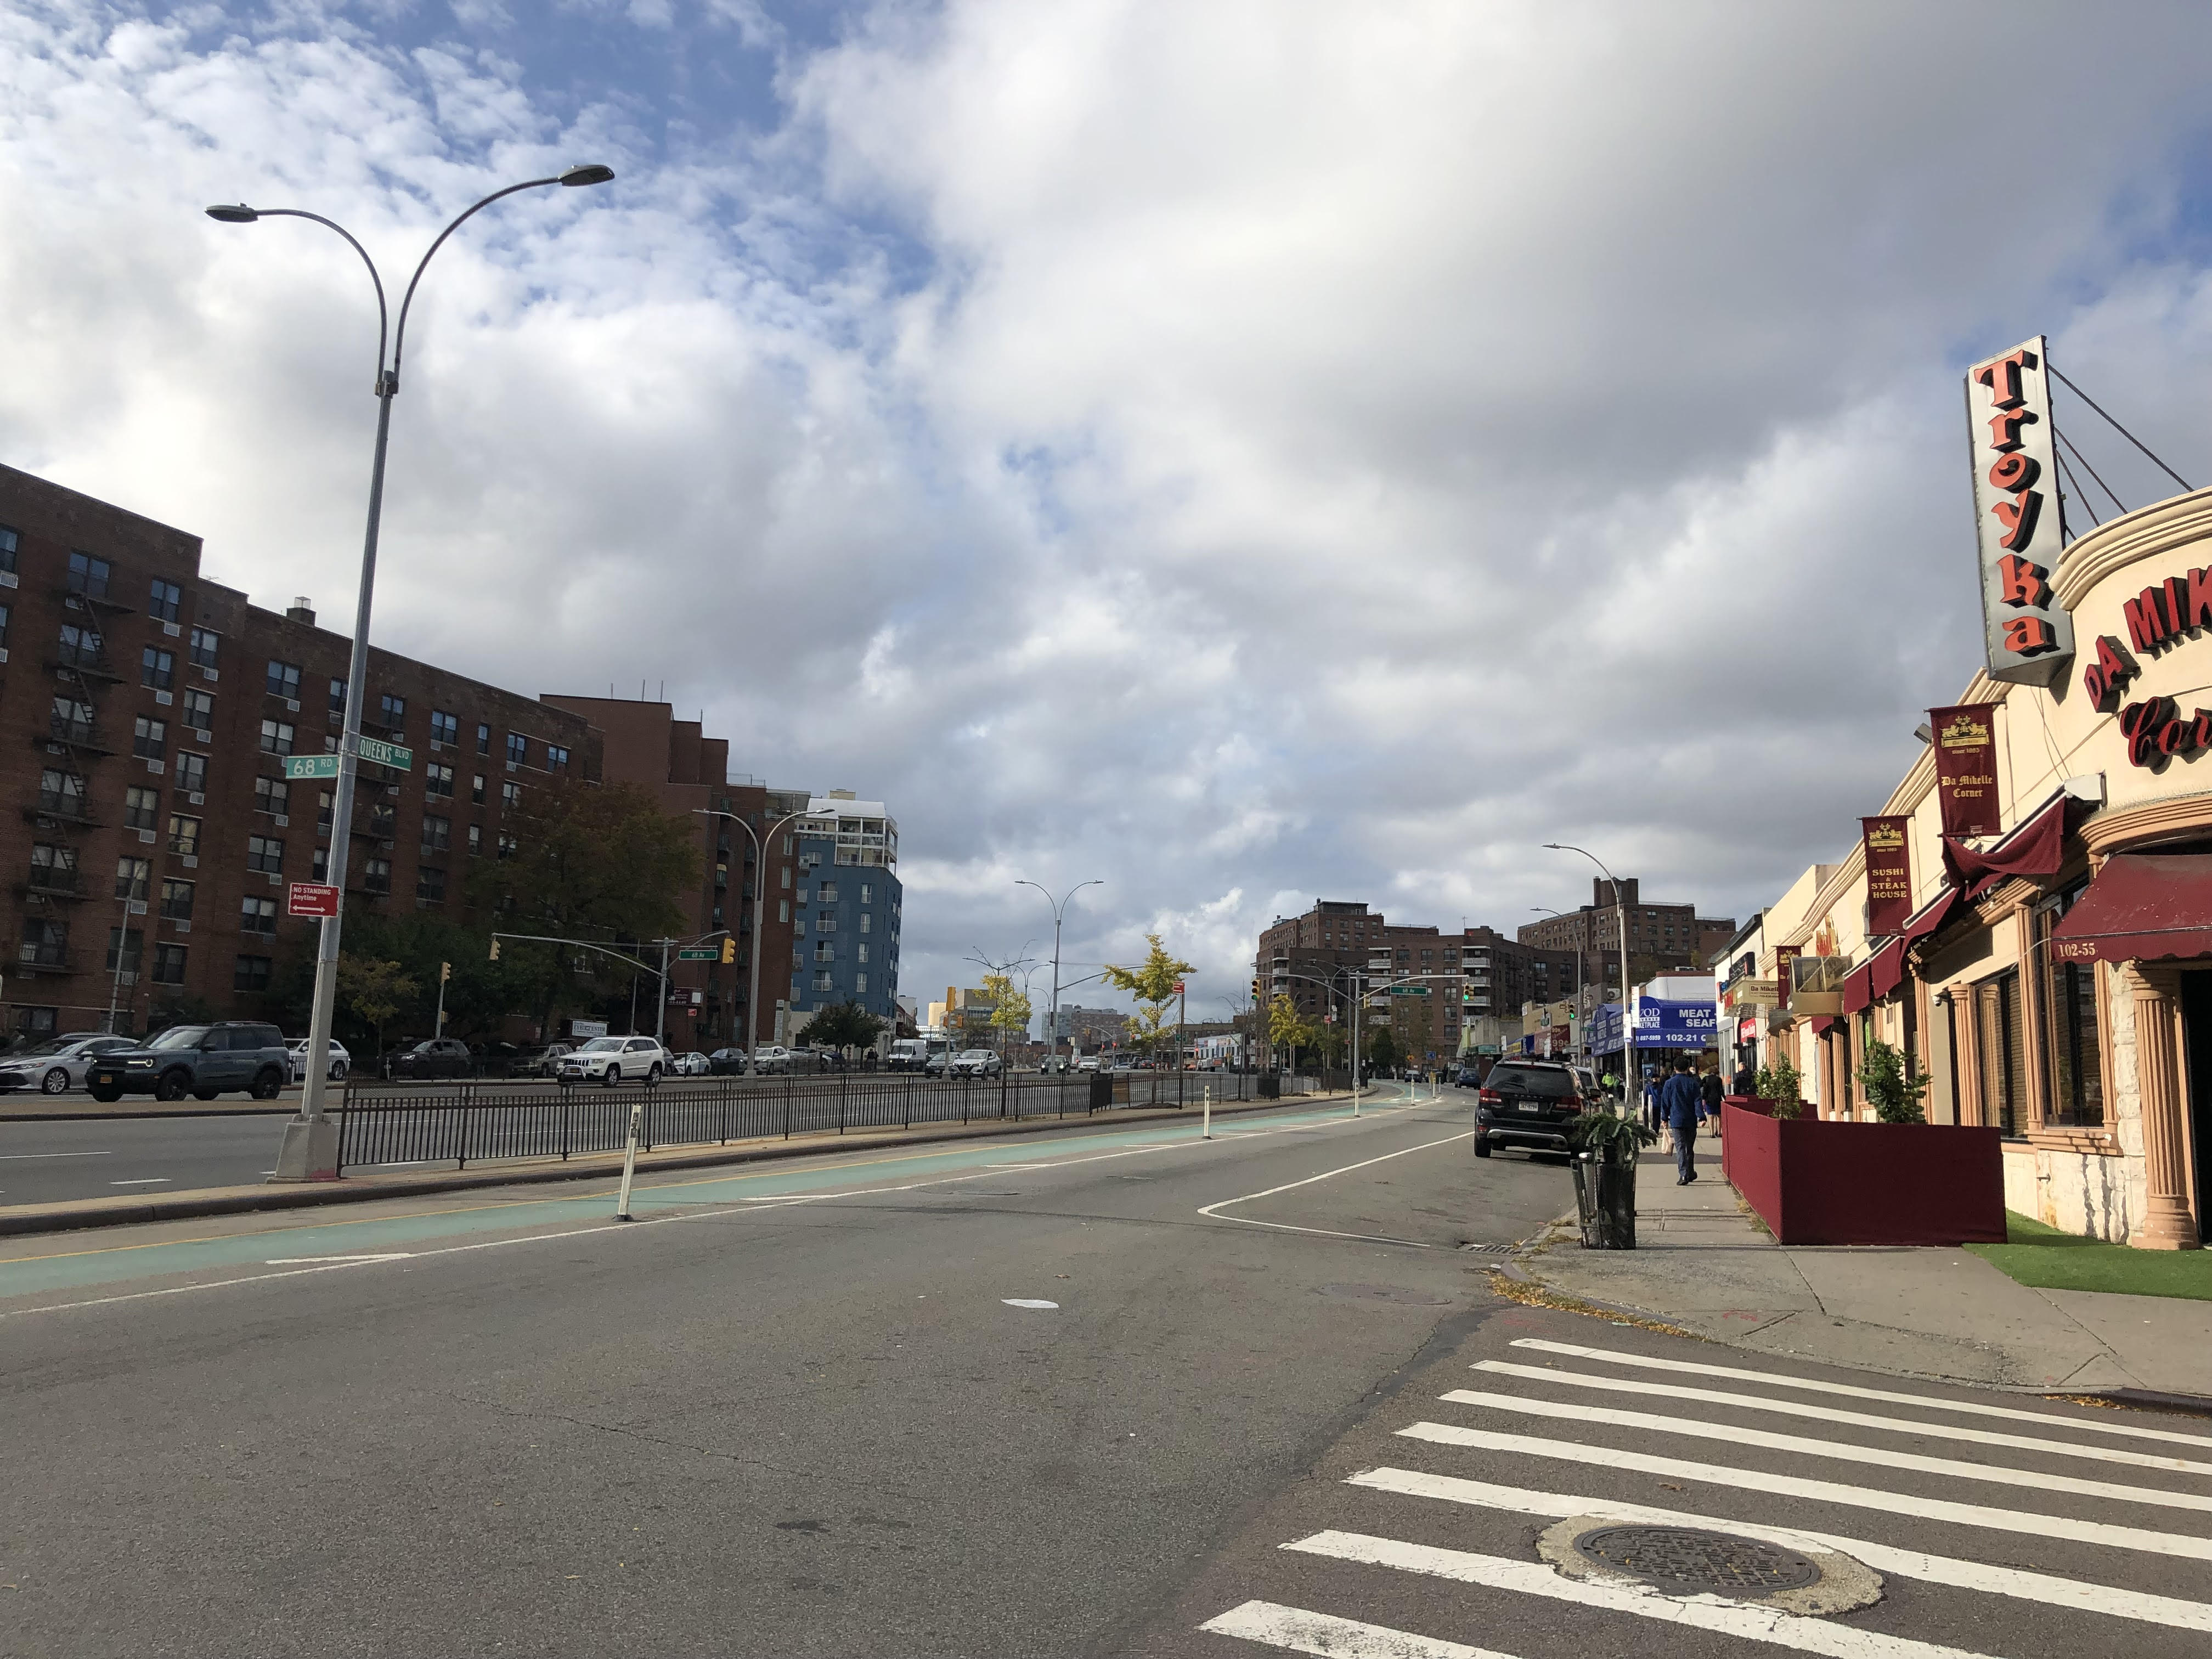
{"left": 0, "top": 1090, "right": 1357, "bottom": 1239}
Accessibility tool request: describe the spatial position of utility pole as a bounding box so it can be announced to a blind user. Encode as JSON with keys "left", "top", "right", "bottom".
{"left": 434, "top": 961, "right": 450, "bottom": 1037}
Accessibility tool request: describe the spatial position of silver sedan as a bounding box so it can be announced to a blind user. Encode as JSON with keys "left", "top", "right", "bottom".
{"left": 0, "top": 1033, "right": 139, "bottom": 1095}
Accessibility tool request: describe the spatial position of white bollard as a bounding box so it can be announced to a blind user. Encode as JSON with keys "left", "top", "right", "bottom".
{"left": 1203, "top": 1082, "right": 1212, "bottom": 1139}
{"left": 614, "top": 1094, "right": 645, "bottom": 1221}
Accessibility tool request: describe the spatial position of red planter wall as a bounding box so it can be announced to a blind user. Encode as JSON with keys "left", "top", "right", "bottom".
{"left": 1720, "top": 1103, "right": 2006, "bottom": 1246}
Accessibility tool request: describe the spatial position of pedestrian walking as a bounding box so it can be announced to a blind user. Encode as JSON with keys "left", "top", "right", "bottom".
{"left": 1661, "top": 1057, "right": 1703, "bottom": 1184}
{"left": 1641, "top": 1066, "right": 1662, "bottom": 1132}
{"left": 1731, "top": 1058, "right": 1757, "bottom": 1097}
{"left": 1700, "top": 1063, "right": 1725, "bottom": 1136}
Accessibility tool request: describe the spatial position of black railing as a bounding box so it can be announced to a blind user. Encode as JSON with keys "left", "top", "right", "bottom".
{"left": 332, "top": 1068, "right": 1259, "bottom": 1172}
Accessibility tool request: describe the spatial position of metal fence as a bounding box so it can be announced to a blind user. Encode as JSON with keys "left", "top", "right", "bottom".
{"left": 332, "top": 1067, "right": 1261, "bottom": 1172}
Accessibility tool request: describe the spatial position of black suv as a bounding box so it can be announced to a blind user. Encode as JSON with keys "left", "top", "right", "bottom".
{"left": 1474, "top": 1058, "right": 1584, "bottom": 1158}
{"left": 388, "top": 1038, "right": 474, "bottom": 1080}
{"left": 87, "top": 1022, "right": 291, "bottom": 1103}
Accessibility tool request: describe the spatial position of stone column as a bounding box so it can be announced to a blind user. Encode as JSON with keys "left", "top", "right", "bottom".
{"left": 2123, "top": 963, "right": 2203, "bottom": 1250}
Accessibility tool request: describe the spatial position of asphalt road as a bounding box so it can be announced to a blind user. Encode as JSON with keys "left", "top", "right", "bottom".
{"left": 0, "top": 1112, "right": 293, "bottom": 1203}
{"left": 4, "top": 1093, "right": 2205, "bottom": 1658}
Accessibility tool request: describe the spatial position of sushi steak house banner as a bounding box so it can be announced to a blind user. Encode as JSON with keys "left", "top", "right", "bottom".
{"left": 1862, "top": 816, "right": 1914, "bottom": 937}
{"left": 1930, "top": 703, "right": 2000, "bottom": 836}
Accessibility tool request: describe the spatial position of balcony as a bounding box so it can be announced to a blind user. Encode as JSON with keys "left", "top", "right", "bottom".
{"left": 47, "top": 648, "right": 123, "bottom": 683}
{"left": 19, "top": 867, "right": 85, "bottom": 901}
{"left": 40, "top": 717, "right": 115, "bottom": 757}
{"left": 59, "top": 581, "right": 133, "bottom": 616}
{"left": 13, "top": 943, "right": 82, "bottom": 975}
{"left": 25, "top": 792, "right": 100, "bottom": 828}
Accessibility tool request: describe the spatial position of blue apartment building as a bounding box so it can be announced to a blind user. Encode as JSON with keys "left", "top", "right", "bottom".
{"left": 785, "top": 792, "right": 902, "bottom": 1031}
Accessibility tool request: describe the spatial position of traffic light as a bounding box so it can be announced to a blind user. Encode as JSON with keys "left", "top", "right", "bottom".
{"left": 721, "top": 936, "right": 736, "bottom": 964}
{"left": 488, "top": 939, "right": 501, "bottom": 962}
{"left": 439, "top": 961, "right": 452, "bottom": 984}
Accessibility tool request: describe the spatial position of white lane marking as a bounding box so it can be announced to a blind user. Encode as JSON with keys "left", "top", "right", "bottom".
{"left": 1510, "top": 1337, "right": 2212, "bottom": 1449}
{"left": 1286, "top": 1531, "right": 2006, "bottom": 1659}
{"left": 1435, "top": 1387, "right": 2212, "bottom": 1514}
{"left": 0, "top": 1151, "right": 112, "bottom": 1160}
{"left": 1196, "top": 1130, "right": 1476, "bottom": 1248}
{"left": 1347, "top": 1466, "right": 2212, "bottom": 1634}
{"left": 264, "top": 1254, "right": 416, "bottom": 1265}
{"left": 1200, "top": 1600, "right": 1513, "bottom": 1658}
{"left": 1395, "top": 1423, "right": 2212, "bottom": 1562}
{"left": 109, "top": 1177, "right": 172, "bottom": 1186}
{"left": 1003, "top": 1298, "right": 1058, "bottom": 1310}
{"left": 1471, "top": 1359, "right": 2212, "bottom": 1479}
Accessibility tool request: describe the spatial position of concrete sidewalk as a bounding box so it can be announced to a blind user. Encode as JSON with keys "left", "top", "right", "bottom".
{"left": 1519, "top": 1142, "right": 2209, "bottom": 1400}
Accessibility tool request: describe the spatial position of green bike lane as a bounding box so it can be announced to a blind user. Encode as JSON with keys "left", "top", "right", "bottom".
{"left": 0, "top": 1087, "right": 1432, "bottom": 1311}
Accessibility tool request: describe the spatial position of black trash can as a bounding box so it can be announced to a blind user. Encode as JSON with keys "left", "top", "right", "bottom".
{"left": 1573, "top": 1153, "right": 1638, "bottom": 1249}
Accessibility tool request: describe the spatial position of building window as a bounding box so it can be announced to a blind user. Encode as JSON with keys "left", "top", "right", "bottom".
{"left": 859, "top": 912, "right": 872, "bottom": 934}
{"left": 476, "top": 722, "right": 491, "bottom": 756}
{"left": 467, "top": 823, "right": 482, "bottom": 856}
{"left": 123, "top": 786, "right": 161, "bottom": 831}
{"left": 181, "top": 688, "right": 214, "bottom": 730}
{"left": 426, "top": 763, "right": 455, "bottom": 798}
{"left": 259, "top": 719, "right": 295, "bottom": 757}
{"left": 816, "top": 915, "right": 837, "bottom": 933}
{"left": 0, "top": 602, "right": 9, "bottom": 649}
{"left": 366, "top": 803, "right": 396, "bottom": 839}
{"left": 57, "top": 623, "right": 101, "bottom": 669}
{"left": 188, "top": 627, "right": 219, "bottom": 670}
{"left": 819, "top": 883, "right": 839, "bottom": 903}
{"left": 328, "top": 677, "right": 348, "bottom": 714}
{"left": 49, "top": 696, "right": 93, "bottom": 743}
{"left": 264, "top": 659, "right": 300, "bottom": 700}
{"left": 160, "top": 879, "right": 194, "bottom": 922}
{"left": 856, "top": 973, "right": 868, "bottom": 994}
{"left": 781, "top": 866, "right": 792, "bottom": 889}
{"left": 417, "top": 865, "right": 447, "bottom": 904}
{"left": 114, "top": 856, "right": 150, "bottom": 901}
{"left": 133, "top": 716, "right": 167, "bottom": 761}
{"left": 860, "top": 884, "right": 872, "bottom": 905}
{"left": 778, "top": 900, "right": 791, "bottom": 923}
{"left": 813, "top": 972, "right": 834, "bottom": 992}
{"left": 28, "top": 844, "right": 76, "bottom": 892}
{"left": 34, "top": 769, "right": 83, "bottom": 819}
{"left": 106, "top": 927, "right": 143, "bottom": 975}
{"left": 255, "top": 775, "right": 289, "bottom": 817}
{"left": 501, "top": 780, "right": 521, "bottom": 810}
{"left": 506, "top": 731, "right": 528, "bottom": 766}
{"left": 317, "top": 791, "right": 334, "bottom": 834}
{"left": 148, "top": 579, "right": 182, "bottom": 623}
{"left": 142, "top": 647, "right": 176, "bottom": 690}
{"left": 495, "top": 834, "right": 516, "bottom": 861}
{"left": 428, "top": 708, "right": 459, "bottom": 746}
{"left": 246, "top": 835, "right": 284, "bottom": 874}
{"left": 2040, "top": 910, "right": 2104, "bottom": 1128}
{"left": 1974, "top": 969, "right": 2025, "bottom": 1137}
{"left": 857, "top": 943, "right": 869, "bottom": 964}
{"left": 68, "top": 551, "right": 111, "bottom": 598}
{"left": 421, "top": 815, "right": 450, "bottom": 854}
{"left": 234, "top": 955, "right": 273, "bottom": 992}
{"left": 546, "top": 744, "right": 570, "bottom": 771}
{"left": 240, "top": 895, "right": 277, "bottom": 937}
{"left": 167, "top": 814, "right": 201, "bottom": 857}
{"left": 0, "top": 524, "right": 15, "bottom": 573}
{"left": 20, "top": 919, "right": 69, "bottom": 967}
{"left": 151, "top": 944, "right": 188, "bottom": 986}
{"left": 379, "top": 692, "right": 405, "bottom": 730}
{"left": 814, "top": 943, "right": 834, "bottom": 963}
{"left": 311, "top": 847, "right": 328, "bottom": 881}
{"left": 363, "top": 856, "right": 391, "bottom": 894}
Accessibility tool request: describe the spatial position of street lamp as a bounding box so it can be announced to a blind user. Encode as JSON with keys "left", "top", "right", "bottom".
{"left": 1544, "top": 842, "right": 1632, "bottom": 1091}
{"left": 694, "top": 804, "right": 816, "bottom": 1060}
{"left": 1014, "top": 878, "right": 1101, "bottom": 1070}
{"left": 215, "top": 164, "right": 616, "bottom": 1180}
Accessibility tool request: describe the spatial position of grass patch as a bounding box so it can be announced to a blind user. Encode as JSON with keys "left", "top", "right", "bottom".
{"left": 1966, "top": 1212, "right": 2212, "bottom": 1302}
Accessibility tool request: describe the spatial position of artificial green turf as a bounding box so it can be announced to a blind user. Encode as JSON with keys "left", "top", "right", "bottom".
{"left": 1965, "top": 1211, "right": 2212, "bottom": 1302}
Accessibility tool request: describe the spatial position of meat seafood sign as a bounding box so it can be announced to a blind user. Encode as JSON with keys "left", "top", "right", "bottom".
{"left": 1966, "top": 336, "right": 2072, "bottom": 685}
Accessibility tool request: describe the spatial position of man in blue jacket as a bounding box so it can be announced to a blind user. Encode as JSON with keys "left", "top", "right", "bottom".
{"left": 1661, "top": 1056, "right": 1704, "bottom": 1185}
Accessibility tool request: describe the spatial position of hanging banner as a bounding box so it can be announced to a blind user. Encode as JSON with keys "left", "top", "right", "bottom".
{"left": 1931, "top": 703, "right": 2001, "bottom": 836}
{"left": 1862, "top": 816, "right": 1914, "bottom": 937}
{"left": 1966, "top": 336, "right": 2072, "bottom": 685}
{"left": 1773, "top": 944, "right": 1799, "bottom": 1009}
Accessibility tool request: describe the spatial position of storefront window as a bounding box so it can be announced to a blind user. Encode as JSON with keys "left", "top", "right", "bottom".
{"left": 2039, "top": 894, "right": 2103, "bottom": 1127}
{"left": 1975, "top": 969, "right": 2025, "bottom": 1136}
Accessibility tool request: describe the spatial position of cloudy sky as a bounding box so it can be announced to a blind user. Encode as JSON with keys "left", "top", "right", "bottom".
{"left": 5, "top": 2, "right": 2212, "bottom": 1020}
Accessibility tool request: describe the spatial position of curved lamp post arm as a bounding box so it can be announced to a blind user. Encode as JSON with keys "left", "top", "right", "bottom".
{"left": 239, "top": 209, "right": 391, "bottom": 376}
{"left": 390, "top": 174, "right": 565, "bottom": 386}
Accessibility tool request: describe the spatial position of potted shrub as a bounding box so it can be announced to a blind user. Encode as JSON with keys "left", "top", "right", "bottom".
{"left": 1567, "top": 1106, "right": 1657, "bottom": 1250}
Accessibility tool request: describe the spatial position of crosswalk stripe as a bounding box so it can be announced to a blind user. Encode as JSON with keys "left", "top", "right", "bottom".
{"left": 1509, "top": 1338, "right": 2212, "bottom": 1451}
{"left": 1435, "top": 1387, "right": 2212, "bottom": 1514}
{"left": 1346, "top": 1465, "right": 2212, "bottom": 1633}
{"left": 1284, "top": 1531, "right": 2008, "bottom": 1658}
{"left": 1396, "top": 1423, "right": 2212, "bottom": 1561}
{"left": 1470, "top": 1359, "right": 2212, "bottom": 1479}
{"left": 1200, "top": 1600, "right": 1516, "bottom": 1658}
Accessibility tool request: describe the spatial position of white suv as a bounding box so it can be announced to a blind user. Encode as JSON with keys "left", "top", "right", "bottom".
{"left": 557, "top": 1035, "right": 668, "bottom": 1085}
{"left": 950, "top": 1048, "right": 1002, "bottom": 1077}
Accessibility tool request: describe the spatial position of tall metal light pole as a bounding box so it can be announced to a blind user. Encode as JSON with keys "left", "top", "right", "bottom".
{"left": 1545, "top": 842, "right": 1633, "bottom": 1093}
{"left": 1014, "top": 878, "right": 1101, "bottom": 1068}
{"left": 213, "top": 163, "right": 616, "bottom": 1180}
{"left": 695, "top": 804, "right": 813, "bottom": 1063}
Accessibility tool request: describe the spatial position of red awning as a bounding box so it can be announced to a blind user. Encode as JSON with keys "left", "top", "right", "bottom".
{"left": 1868, "top": 938, "right": 1906, "bottom": 1000}
{"left": 1900, "top": 885, "right": 1960, "bottom": 946}
{"left": 2049, "top": 853, "right": 2212, "bottom": 964}
{"left": 1809, "top": 1016, "right": 1839, "bottom": 1037}
{"left": 1839, "top": 963, "right": 1874, "bottom": 1014}
{"left": 1942, "top": 793, "right": 2069, "bottom": 897}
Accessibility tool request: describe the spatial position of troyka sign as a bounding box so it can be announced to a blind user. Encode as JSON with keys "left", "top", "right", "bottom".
{"left": 1966, "top": 336, "right": 2072, "bottom": 685}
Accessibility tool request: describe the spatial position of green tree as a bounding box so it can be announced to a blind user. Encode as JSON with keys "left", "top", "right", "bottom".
{"left": 1756, "top": 1054, "right": 1805, "bottom": 1121}
{"left": 1106, "top": 934, "right": 1193, "bottom": 1057}
{"left": 338, "top": 955, "right": 417, "bottom": 1061}
{"left": 1856, "top": 1039, "right": 1929, "bottom": 1125}
{"left": 797, "top": 1002, "right": 888, "bottom": 1052}
{"left": 467, "top": 777, "right": 701, "bottom": 1032}
{"left": 979, "top": 974, "right": 1033, "bottom": 1060}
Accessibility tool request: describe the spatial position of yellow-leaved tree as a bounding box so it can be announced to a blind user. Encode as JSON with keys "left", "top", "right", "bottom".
{"left": 1104, "top": 934, "right": 1194, "bottom": 1057}
{"left": 980, "top": 973, "right": 1033, "bottom": 1062}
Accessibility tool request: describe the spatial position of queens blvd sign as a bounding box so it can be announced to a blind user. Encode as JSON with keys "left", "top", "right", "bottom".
{"left": 357, "top": 735, "right": 412, "bottom": 770}
{"left": 287, "top": 882, "right": 341, "bottom": 918}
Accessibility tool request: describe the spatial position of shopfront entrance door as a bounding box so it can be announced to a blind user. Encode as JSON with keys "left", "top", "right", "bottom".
{"left": 2181, "top": 973, "right": 2212, "bottom": 1245}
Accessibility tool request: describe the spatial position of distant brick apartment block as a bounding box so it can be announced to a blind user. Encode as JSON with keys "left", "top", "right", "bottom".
{"left": 1516, "top": 877, "right": 1736, "bottom": 992}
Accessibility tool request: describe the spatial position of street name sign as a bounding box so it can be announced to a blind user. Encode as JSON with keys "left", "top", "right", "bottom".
{"left": 357, "top": 736, "right": 413, "bottom": 770}
{"left": 675, "top": 947, "right": 719, "bottom": 961}
{"left": 287, "top": 882, "right": 341, "bottom": 918}
{"left": 282, "top": 754, "right": 341, "bottom": 781}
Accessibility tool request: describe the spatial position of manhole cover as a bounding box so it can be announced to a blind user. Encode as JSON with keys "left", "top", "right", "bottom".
{"left": 1576, "top": 1526, "right": 1821, "bottom": 1596}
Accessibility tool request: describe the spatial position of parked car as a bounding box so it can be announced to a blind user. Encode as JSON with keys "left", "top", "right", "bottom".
{"left": 1076, "top": 1056, "right": 1101, "bottom": 1073}
{"left": 286, "top": 1037, "right": 352, "bottom": 1083}
{"left": 707, "top": 1047, "right": 752, "bottom": 1075}
{"left": 670, "top": 1051, "right": 711, "bottom": 1077}
{"left": 87, "top": 1022, "right": 291, "bottom": 1103}
{"left": 1453, "top": 1063, "right": 1483, "bottom": 1089}
{"left": 388, "top": 1038, "right": 473, "bottom": 1080}
{"left": 0, "top": 1033, "right": 137, "bottom": 1094}
{"left": 510, "top": 1043, "right": 575, "bottom": 1078}
{"left": 749, "top": 1044, "right": 797, "bottom": 1075}
{"left": 558, "top": 1036, "right": 669, "bottom": 1085}
{"left": 1473, "top": 1058, "right": 1585, "bottom": 1159}
{"left": 949, "top": 1048, "right": 1002, "bottom": 1078}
